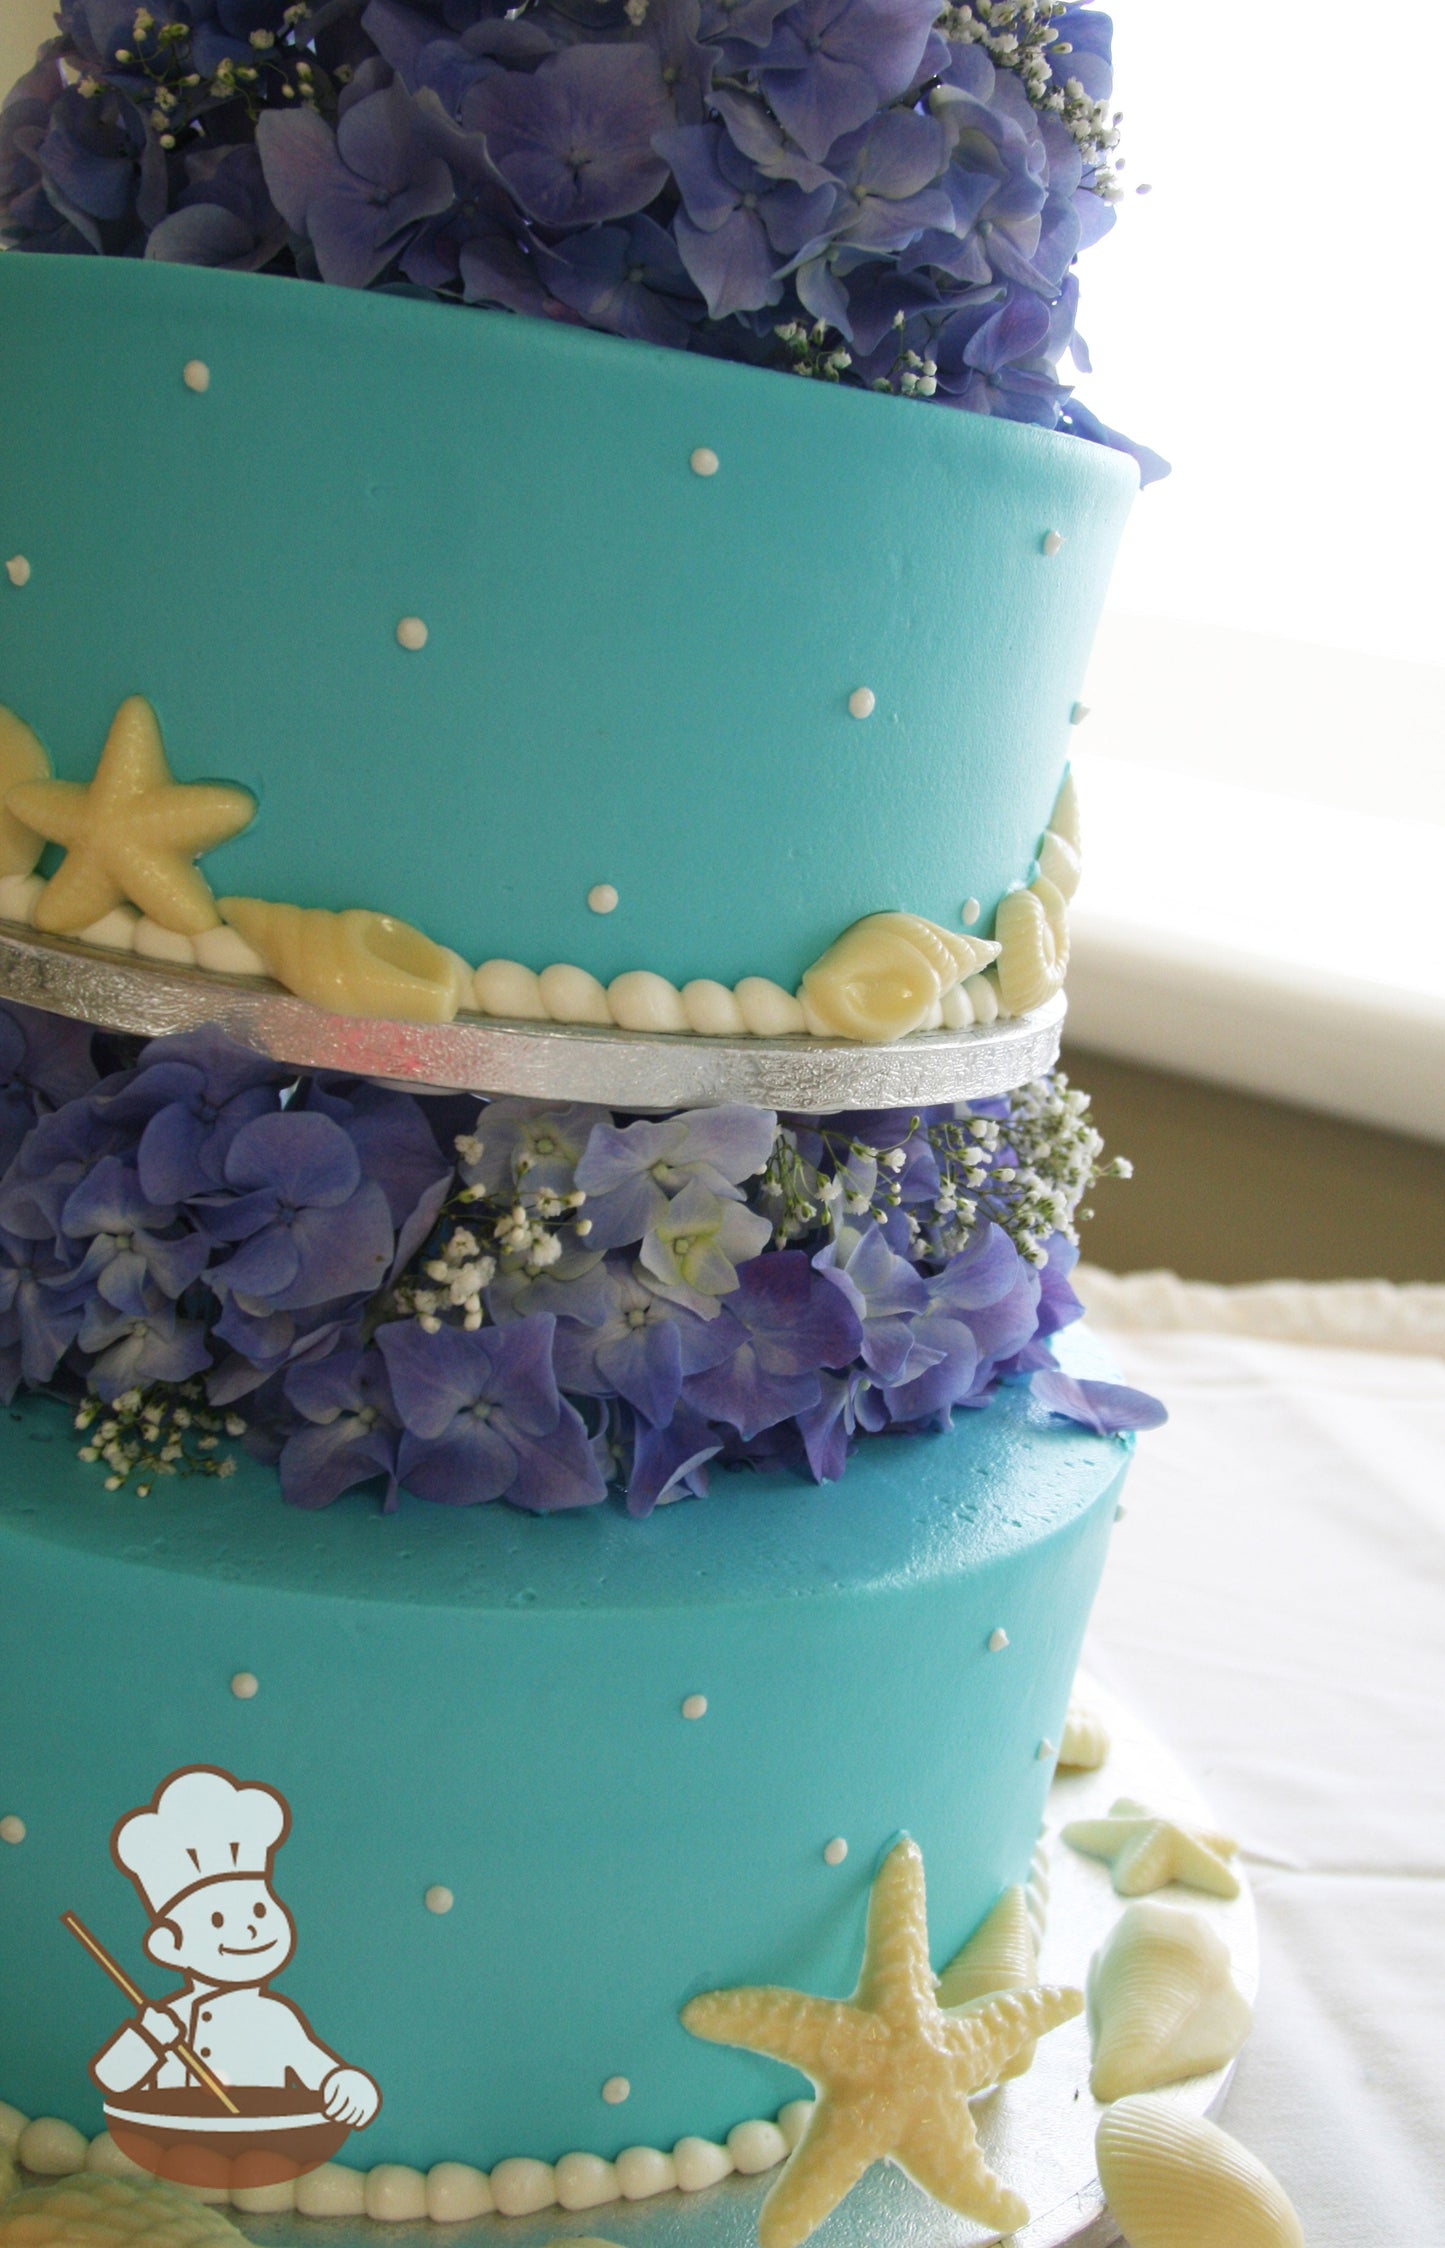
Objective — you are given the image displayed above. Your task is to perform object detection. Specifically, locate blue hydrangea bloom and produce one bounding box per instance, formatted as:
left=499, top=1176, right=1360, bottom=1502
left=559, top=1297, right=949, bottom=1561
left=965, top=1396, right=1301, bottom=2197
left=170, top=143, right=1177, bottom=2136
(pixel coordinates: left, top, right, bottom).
left=281, top=1343, right=403, bottom=1509
left=379, top=1314, right=607, bottom=1510
left=205, top=1110, right=395, bottom=1312
left=682, top=1248, right=860, bottom=1438
left=575, top=1103, right=776, bottom=1251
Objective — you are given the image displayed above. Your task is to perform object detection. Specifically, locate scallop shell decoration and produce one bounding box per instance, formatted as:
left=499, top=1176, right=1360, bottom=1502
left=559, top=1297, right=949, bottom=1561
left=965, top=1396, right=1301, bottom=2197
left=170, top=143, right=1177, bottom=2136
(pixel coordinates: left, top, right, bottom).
left=799, top=913, right=999, bottom=1042
left=1059, top=1696, right=1111, bottom=1770
left=937, top=1885, right=1041, bottom=2079
left=0, top=707, right=50, bottom=879
left=1095, top=2097, right=1304, bottom=2248
left=0, top=2174, right=245, bottom=2245
left=1087, top=1900, right=1252, bottom=2102
left=219, top=898, right=470, bottom=1024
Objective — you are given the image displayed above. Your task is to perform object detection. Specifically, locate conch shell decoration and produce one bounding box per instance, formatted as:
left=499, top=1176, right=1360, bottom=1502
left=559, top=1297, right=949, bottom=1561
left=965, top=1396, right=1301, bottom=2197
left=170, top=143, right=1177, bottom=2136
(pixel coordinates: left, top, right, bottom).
left=994, top=767, right=1081, bottom=1017
left=219, top=898, right=471, bottom=1025
left=936, top=1885, right=1042, bottom=2079
left=1059, top=1695, right=1111, bottom=1771
left=1095, top=2097, right=1304, bottom=2248
left=800, top=912, right=999, bottom=1042
left=1086, top=1900, right=1252, bottom=2102
left=0, top=707, right=50, bottom=879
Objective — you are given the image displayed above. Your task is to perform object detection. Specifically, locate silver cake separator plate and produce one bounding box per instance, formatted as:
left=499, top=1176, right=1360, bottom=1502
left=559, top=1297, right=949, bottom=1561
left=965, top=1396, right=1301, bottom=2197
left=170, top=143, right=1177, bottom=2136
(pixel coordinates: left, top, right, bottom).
left=162, top=1676, right=1256, bottom=2248
left=0, top=923, right=1065, bottom=1111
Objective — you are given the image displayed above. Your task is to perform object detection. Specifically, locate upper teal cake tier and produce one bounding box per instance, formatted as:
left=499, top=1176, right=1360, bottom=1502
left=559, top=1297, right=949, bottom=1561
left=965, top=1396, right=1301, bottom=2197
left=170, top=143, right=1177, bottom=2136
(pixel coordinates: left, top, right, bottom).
left=0, top=257, right=1134, bottom=997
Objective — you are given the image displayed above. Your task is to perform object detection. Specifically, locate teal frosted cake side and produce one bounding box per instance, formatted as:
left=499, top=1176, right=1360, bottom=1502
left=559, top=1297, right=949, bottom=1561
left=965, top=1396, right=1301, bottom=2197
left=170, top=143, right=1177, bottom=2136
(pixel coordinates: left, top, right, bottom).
left=0, top=256, right=1133, bottom=1007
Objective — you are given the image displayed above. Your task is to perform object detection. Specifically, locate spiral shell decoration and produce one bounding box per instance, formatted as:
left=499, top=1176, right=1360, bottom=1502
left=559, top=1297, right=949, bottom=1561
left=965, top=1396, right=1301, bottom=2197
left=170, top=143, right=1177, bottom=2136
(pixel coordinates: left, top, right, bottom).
left=1095, top=2098, right=1304, bottom=2248
left=0, top=707, right=50, bottom=879
left=1059, top=1696, right=1111, bottom=1770
left=995, top=874, right=1070, bottom=1016
left=800, top=913, right=999, bottom=1042
left=219, top=898, right=470, bottom=1024
left=937, top=1886, right=1041, bottom=2078
left=1087, top=1900, right=1252, bottom=2102
left=0, top=2173, right=244, bottom=2245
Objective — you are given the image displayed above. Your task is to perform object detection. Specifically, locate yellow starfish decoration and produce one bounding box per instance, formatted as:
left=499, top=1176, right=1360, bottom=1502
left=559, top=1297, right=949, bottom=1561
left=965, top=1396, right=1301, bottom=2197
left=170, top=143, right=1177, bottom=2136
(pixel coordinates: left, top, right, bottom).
left=682, top=1838, right=1082, bottom=2248
left=1061, top=1797, right=1240, bottom=1900
left=7, top=696, right=254, bottom=938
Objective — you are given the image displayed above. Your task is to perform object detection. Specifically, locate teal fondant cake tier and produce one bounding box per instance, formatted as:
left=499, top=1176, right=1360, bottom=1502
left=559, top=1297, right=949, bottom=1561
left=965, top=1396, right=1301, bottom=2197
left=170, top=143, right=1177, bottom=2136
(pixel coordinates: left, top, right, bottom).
left=0, top=1336, right=1127, bottom=2174
left=0, top=257, right=1134, bottom=995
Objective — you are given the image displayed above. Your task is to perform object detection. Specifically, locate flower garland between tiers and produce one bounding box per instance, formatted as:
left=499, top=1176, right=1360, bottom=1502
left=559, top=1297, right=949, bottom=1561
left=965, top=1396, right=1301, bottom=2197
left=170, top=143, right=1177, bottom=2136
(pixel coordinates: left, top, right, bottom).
left=0, top=1001, right=1163, bottom=1516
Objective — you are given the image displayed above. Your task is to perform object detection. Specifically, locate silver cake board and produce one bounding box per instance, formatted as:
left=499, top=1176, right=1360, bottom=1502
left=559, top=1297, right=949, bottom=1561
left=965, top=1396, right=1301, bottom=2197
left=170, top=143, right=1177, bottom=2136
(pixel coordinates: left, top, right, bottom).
left=13, top=1678, right=1251, bottom=2248
left=0, top=922, right=1065, bottom=1112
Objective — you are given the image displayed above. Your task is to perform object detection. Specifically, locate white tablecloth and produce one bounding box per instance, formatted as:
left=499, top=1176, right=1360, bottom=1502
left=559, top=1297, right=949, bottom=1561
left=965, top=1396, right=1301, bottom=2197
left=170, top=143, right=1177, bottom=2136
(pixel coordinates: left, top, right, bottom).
left=1080, top=1323, right=1445, bottom=2247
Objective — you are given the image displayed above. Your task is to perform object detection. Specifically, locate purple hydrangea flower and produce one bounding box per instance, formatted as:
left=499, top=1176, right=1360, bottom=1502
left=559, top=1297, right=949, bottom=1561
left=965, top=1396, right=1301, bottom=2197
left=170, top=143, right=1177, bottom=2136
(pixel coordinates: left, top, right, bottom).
left=659, top=120, right=833, bottom=320
left=682, top=1247, right=860, bottom=1438
left=60, top=1156, right=211, bottom=1314
left=79, top=1296, right=211, bottom=1402
left=637, top=1176, right=773, bottom=1317
left=813, top=1221, right=933, bottom=1385
left=751, top=0, right=941, bottom=163
left=460, top=1098, right=606, bottom=1199
left=553, top=1255, right=738, bottom=1424
left=463, top=43, right=672, bottom=228
left=1031, top=1366, right=1168, bottom=1437
left=574, top=1103, right=776, bottom=1251
left=146, top=145, right=287, bottom=271
left=280, top=1343, right=403, bottom=1509
left=379, top=1314, right=607, bottom=1510
left=625, top=1397, right=721, bottom=1515
left=258, top=78, right=457, bottom=288
left=0, top=1225, right=89, bottom=1392
left=94, top=1027, right=290, bottom=1207
left=205, top=1110, right=395, bottom=1312
left=539, top=212, right=702, bottom=345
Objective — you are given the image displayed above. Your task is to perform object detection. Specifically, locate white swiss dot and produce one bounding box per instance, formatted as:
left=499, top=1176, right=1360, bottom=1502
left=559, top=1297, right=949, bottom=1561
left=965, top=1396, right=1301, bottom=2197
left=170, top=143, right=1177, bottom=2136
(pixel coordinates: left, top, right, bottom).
left=1042, top=529, right=1064, bottom=557
left=681, top=1693, right=708, bottom=1721
left=396, top=616, right=429, bottom=651
left=988, top=1627, right=1009, bottom=1653
left=182, top=359, right=211, bottom=395
left=823, top=1837, right=848, bottom=1866
left=1037, top=1738, right=1056, bottom=1763
left=601, top=2076, right=631, bottom=2105
left=1070, top=701, right=1091, bottom=725
left=0, top=1815, right=25, bottom=1846
left=847, top=687, right=876, bottom=720
left=425, top=1885, right=455, bottom=1915
left=5, top=556, right=31, bottom=588
left=230, top=1671, right=259, bottom=1700
left=690, top=447, right=720, bottom=477
left=587, top=883, right=619, bottom=915
left=961, top=898, right=981, bottom=926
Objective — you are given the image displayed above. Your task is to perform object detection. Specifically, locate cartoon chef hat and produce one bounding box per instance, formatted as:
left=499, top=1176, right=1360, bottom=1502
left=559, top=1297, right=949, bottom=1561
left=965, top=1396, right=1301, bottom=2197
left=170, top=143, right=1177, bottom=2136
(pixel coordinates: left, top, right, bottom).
left=112, top=1765, right=291, bottom=1920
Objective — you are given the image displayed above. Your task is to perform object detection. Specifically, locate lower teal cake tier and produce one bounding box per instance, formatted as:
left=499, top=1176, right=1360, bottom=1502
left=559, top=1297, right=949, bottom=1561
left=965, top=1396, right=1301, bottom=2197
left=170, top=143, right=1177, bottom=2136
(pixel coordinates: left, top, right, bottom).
left=0, top=1346, right=1127, bottom=2174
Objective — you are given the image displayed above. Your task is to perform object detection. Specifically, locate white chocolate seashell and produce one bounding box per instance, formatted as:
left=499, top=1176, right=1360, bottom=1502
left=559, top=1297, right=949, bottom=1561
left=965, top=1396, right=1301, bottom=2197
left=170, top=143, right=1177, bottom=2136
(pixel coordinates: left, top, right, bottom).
left=682, top=979, right=746, bottom=1036
left=539, top=962, right=612, bottom=1026
left=0, top=2173, right=245, bottom=2244
left=801, top=912, right=1000, bottom=1042
left=1095, top=2097, right=1303, bottom=2248
left=0, top=871, right=43, bottom=926
left=220, top=899, right=465, bottom=1024
left=133, top=916, right=198, bottom=967
left=1050, top=766, right=1082, bottom=853
left=1087, top=1900, right=1252, bottom=2102
left=1037, top=825, right=1082, bottom=901
left=474, top=959, right=549, bottom=1020
left=995, top=876, right=1069, bottom=1015
left=937, top=1886, right=1040, bottom=2079
left=0, top=707, right=50, bottom=878
left=608, top=970, right=689, bottom=1033
left=1059, top=1697, right=1111, bottom=1770
left=193, top=923, right=267, bottom=978
left=734, top=976, right=806, bottom=1037
left=1027, top=1839, right=1051, bottom=1945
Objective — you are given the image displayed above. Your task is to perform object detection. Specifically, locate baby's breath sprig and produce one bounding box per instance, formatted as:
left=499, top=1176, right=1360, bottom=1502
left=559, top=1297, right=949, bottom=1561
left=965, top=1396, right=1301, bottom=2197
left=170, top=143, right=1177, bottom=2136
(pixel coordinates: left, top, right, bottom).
left=936, top=1073, right=1129, bottom=1264
left=74, top=1379, right=245, bottom=1497
left=936, top=1, right=1125, bottom=196
left=774, top=320, right=854, bottom=383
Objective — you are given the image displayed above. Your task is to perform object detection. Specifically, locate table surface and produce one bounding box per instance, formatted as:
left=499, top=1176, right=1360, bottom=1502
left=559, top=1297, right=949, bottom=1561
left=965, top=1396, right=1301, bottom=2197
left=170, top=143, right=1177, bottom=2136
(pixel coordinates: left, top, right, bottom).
left=1085, top=1319, right=1445, bottom=2248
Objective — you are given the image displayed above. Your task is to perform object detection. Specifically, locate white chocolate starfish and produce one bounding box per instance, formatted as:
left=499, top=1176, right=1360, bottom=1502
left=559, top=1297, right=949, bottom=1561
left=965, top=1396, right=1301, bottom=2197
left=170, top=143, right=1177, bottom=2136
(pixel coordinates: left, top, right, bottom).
left=1062, top=1797, right=1240, bottom=1899
left=9, top=697, right=253, bottom=937
left=682, top=1838, right=1082, bottom=2248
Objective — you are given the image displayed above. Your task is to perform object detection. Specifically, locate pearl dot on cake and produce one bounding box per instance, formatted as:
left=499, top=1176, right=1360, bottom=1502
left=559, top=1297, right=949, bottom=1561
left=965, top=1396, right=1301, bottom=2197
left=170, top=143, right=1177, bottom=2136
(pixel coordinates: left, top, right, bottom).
left=962, top=898, right=981, bottom=926
left=690, top=447, right=719, bottom=477
left=847, top=687, right=876, bottom=720
left=0, top=1815, right=25, bottom=1846
left=5, top=557, right=31, bottom=588
left=601, top=2076, right=631, bottom=2105
left=988, top=1627, right=1009, bottom=1653
left=823, top=1837, right=848, bottom=1866
left=1042, top=529, right=1064, bottom=557
left=587, top=883, right=619, bottom=916
left=1037, top=1739, right=1055, bottom=1763
left=1070, top=701, right=1091, bottom=725
left=230, top=1671, right=259, bottom=1700
left=182, top=359, right=211, bottom=394
left=396, top=616, right=429, bottom=651
left=681, top=1694, right=708, bottom=1721
left=425, top=1885, right=455, bottom=1916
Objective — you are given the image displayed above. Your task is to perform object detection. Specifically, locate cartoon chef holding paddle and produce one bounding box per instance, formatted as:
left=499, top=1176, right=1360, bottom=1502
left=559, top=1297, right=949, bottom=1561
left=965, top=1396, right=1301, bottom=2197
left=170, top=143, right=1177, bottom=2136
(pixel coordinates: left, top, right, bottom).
left=82, top=1764, right=380, bottom=2129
